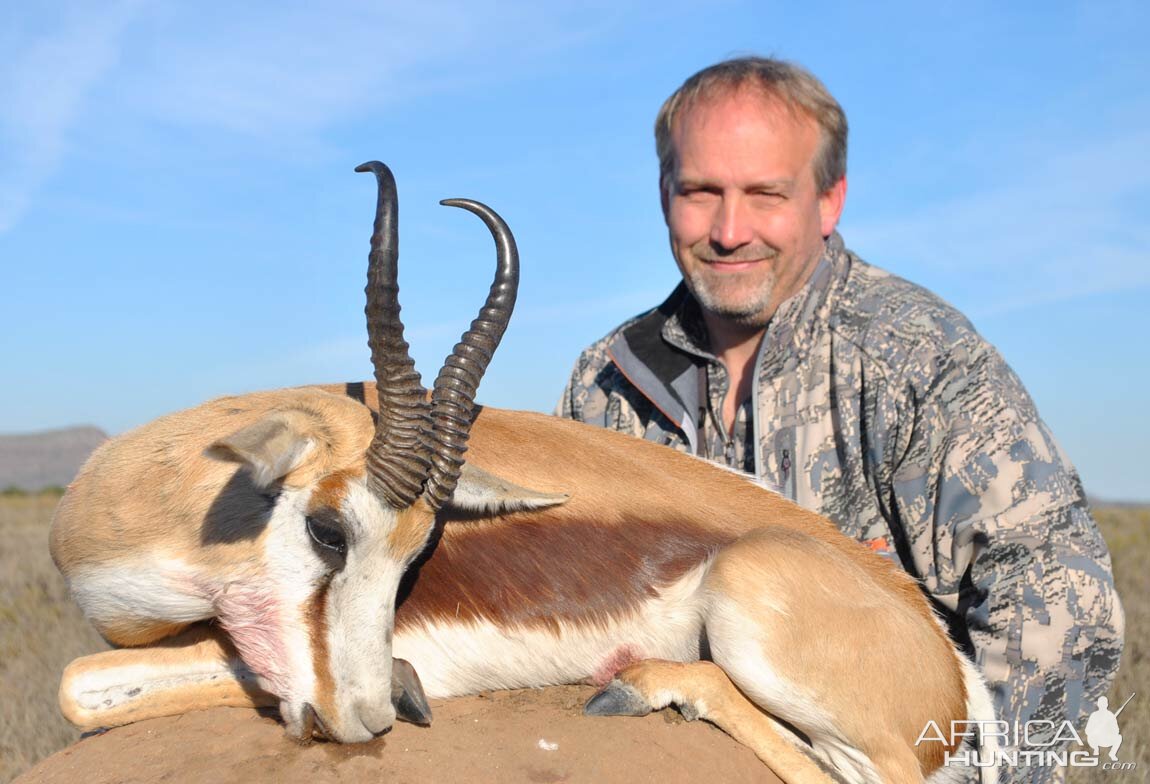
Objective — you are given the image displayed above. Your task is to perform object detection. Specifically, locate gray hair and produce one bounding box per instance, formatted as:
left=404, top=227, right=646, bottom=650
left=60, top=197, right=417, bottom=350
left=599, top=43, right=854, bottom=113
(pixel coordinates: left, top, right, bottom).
left=655, top=56, right=848, bottom=194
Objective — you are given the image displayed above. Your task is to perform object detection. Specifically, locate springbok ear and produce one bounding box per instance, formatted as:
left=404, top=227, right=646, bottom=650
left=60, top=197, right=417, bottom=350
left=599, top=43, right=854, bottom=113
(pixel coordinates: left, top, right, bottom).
left=448, top=463, right=569, bottom=514
left=205, top=413, right=315, bottom=488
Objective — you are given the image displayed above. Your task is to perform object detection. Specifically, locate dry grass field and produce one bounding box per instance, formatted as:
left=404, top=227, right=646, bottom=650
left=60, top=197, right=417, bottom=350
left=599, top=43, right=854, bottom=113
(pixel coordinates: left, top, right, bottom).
left=1072, top=506, right=1150, bottom=784
left=1, top=494, right=1146, bottom=783
left=0, top=493, right=108, bottom=783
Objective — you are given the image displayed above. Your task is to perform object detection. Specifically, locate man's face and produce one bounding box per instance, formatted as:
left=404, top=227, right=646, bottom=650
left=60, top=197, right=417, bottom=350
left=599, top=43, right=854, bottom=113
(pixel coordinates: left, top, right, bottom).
left=663, top=87, right=845, bottom=329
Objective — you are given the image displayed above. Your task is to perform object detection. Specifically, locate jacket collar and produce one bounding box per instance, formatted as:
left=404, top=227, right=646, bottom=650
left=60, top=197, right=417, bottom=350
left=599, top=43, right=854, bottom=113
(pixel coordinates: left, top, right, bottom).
left=605, top=232, right=850, bottom=439
left=754, top=231, right=846, bottom=378
left=659, top=231, right=847, bottom=372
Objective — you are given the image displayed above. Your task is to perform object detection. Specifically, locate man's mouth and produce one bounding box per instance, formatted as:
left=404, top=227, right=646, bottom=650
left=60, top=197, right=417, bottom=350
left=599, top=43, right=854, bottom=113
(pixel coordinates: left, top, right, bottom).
left=693, top=243, right=778, bottom=270
left=703, top=258, right=765, bottom=272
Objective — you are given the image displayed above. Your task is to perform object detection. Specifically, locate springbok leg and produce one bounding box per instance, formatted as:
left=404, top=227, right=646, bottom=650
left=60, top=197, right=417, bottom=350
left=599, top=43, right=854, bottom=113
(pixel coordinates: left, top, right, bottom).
left=586, top=659, right=834, bottom=784
left=60, top=625, right=432, bottom=732
left=59, top=625, right=275, bottom=731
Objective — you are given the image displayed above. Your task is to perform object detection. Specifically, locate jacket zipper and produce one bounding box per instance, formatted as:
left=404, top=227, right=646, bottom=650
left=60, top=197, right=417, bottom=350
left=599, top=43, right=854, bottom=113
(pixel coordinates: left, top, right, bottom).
left=750, top=340, right=767, bottom=481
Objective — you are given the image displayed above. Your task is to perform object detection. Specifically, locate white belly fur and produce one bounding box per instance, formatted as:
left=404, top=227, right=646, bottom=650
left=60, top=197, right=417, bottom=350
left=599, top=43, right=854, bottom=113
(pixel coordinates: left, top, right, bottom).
left=394, top=559, right=712, bottom=698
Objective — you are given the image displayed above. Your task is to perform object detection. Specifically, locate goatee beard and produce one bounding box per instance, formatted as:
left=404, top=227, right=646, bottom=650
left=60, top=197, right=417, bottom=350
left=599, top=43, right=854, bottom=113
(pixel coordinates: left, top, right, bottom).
left=685, top=270, right=775, bottom=329
left=678, top=241, right=781, bottom=329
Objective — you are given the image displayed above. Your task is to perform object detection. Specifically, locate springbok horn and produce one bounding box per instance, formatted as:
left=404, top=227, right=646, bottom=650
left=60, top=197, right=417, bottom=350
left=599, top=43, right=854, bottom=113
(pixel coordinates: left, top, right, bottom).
left=355, top=161, right=431, bottom=509
left=422, top=198, right=519, bottom=510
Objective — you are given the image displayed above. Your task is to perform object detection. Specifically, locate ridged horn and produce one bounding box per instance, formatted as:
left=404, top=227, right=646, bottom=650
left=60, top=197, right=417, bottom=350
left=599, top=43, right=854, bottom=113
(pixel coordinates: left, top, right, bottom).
left=355, top=161, right=431, bottom=509
left=422, top=198, right=519, bottom=510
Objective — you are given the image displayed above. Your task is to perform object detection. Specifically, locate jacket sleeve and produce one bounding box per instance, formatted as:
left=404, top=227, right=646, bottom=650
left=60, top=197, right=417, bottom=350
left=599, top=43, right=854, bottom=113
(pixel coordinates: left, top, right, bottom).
left=555, top=342, right=636, bottom=430
left=555, top=348, right=601, bottom=421
left=886, top=333, right=1124, bottom=778
left=555, top=364, right=580, bottom=419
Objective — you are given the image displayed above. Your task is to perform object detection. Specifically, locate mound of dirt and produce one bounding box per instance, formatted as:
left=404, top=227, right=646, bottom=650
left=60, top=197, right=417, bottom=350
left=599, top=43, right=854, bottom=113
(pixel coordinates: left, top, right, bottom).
left=16, top=685, right=780, bottom=784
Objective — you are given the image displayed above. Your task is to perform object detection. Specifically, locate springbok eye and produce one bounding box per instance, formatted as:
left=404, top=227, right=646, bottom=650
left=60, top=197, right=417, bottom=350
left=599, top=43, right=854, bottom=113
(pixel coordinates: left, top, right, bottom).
left=306, top=516, right=347, bottom=557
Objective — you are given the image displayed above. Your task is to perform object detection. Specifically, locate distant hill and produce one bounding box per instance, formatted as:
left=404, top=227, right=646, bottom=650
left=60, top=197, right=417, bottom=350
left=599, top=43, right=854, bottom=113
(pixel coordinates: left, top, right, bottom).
left=0, top=426, right=108, bottom=491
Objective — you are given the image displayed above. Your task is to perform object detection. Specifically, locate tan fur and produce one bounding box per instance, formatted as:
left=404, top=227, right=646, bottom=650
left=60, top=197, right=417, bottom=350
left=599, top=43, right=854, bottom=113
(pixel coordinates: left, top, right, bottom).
left=304, top=583, right=337, bottom=727
left=388, top=499, right=438, bottom=564
left=53, top=382, right=979, bottom=782
left=614, top=659, right=832, bottom=784
left=93, top=618, right=193, bottom=648
left=59, top=626, right=276, bottom=730
left=308, top=470, right=360, bottom=516
left=705, top=528, right=963, bottom=779
left=51, top=388, right=373, bottom=596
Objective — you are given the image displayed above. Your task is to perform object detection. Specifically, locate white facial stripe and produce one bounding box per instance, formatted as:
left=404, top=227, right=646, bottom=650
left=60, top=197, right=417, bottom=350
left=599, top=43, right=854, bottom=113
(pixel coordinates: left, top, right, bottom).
left=393, top=560, right=713, bottom=699
left=318, top=481, right=408, bottom=739
left=339, top=476, right=398, bottom=546
left=237, top=486, right=325, bottom=703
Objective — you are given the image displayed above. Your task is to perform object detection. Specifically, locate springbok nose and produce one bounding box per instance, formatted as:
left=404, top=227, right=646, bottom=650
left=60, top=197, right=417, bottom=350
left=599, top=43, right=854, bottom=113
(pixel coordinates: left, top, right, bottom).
left=355, top=698, right=396, bottom=736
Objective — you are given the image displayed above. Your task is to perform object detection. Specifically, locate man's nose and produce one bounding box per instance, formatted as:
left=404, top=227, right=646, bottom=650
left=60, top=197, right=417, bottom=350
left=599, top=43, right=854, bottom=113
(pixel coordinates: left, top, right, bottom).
left=710, top=195, right=754, bottom=249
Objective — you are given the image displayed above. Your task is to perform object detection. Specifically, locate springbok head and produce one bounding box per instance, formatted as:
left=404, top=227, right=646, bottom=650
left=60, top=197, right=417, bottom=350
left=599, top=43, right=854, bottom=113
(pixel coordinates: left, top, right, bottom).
left=204, top=162, right=564, bottom=742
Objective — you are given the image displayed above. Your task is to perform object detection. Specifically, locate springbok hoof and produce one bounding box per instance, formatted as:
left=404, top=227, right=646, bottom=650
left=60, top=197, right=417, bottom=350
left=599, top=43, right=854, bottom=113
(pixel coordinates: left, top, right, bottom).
left=583, top=680, right=652, bottom=717
left=392, top=658, right=432, bottom=726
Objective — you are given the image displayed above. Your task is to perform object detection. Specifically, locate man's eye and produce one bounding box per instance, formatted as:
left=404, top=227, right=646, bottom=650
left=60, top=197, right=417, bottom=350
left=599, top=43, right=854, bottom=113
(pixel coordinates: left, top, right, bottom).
left=306, top=517, right=347, bottom=556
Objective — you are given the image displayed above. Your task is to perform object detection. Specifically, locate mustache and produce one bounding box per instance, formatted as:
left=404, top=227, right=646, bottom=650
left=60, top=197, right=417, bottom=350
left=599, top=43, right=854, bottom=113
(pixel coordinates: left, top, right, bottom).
left=691, top=242, right=779, bottom=263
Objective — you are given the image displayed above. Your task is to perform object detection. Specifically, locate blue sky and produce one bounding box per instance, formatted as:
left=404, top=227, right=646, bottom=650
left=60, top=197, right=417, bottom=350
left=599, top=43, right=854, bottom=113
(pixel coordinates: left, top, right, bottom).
left=1, top=1, right=1147, bottom=501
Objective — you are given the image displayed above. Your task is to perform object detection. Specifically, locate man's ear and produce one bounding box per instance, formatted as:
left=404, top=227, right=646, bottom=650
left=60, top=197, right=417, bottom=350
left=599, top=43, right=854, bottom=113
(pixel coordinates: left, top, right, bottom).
left=205, top=412, right=315, bottom=488
left=819, top=175, right=847, bottom=237
left=447, top=463, right=569, bottom=515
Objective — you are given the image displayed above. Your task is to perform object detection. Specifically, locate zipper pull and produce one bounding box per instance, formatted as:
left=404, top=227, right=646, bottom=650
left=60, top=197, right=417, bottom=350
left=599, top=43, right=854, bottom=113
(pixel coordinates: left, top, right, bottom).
left=780, top=449, right=791, bottom=482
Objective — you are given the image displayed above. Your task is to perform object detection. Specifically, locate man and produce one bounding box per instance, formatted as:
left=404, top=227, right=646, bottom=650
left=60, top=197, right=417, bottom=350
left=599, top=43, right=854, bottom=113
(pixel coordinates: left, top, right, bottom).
left=557, top=57, right=1123, bottom=778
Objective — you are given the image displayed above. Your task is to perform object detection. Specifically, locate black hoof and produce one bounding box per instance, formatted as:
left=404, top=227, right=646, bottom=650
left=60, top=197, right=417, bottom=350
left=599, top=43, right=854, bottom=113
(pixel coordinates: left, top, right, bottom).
left=583, top=680, right=652, bottom=717
left=678, top=702, right=700, bottom=722
left=392, top=658, right=433, bottom=726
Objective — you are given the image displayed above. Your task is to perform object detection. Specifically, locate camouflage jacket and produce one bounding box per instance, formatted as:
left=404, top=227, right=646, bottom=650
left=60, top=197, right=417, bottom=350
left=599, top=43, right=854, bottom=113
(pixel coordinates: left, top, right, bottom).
left=557, top=232, right=1124, bottom=780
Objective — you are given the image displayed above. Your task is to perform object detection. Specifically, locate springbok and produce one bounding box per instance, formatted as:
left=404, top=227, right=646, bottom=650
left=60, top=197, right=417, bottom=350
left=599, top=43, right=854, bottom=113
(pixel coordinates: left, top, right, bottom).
left=51, top=162, right=996, bottom=784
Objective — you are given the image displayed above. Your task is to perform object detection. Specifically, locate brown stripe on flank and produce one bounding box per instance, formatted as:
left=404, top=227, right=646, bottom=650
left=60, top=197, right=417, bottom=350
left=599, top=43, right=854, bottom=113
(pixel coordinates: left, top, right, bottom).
left=304, top=581, right=337, bottom=730
left=395, top=514, right=735, bottom=633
